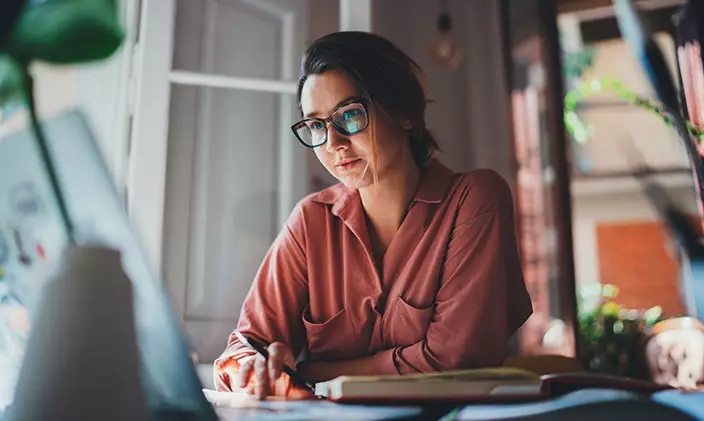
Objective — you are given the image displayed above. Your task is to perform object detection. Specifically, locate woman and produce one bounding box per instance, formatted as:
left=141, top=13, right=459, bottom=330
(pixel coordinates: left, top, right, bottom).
left=214, top=31, right=532, bottom=399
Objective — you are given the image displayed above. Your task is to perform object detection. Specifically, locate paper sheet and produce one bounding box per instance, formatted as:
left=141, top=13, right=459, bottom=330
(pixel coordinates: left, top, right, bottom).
left=202, top=389, right=421, bottom=421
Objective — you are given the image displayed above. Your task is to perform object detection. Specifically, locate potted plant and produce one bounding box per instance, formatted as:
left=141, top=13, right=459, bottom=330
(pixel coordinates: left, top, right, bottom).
left=578, top=282, right=663, bottom=378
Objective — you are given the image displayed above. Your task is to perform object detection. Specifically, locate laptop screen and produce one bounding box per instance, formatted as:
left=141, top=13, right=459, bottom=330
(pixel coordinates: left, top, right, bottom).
left=0, top=111, right=217, bottom=420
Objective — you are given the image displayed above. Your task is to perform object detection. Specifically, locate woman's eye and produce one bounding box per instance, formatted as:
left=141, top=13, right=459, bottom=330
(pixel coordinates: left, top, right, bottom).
left=342, top=109, right=361, bottom=120
left=309, top=121, right=325, bottom=130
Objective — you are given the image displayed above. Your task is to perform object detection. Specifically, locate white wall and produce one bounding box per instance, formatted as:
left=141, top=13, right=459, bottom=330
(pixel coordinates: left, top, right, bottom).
left=0, top=62, right=130, bottom=189
left=373, top=0, right=471, bottom=173
left=32, top=65, right=77, bottom=118
left=74, top=58, right=131, bottom=195
left=372, top=0, right=515, bottom=183
left=0, top=64, right=76, bottom=136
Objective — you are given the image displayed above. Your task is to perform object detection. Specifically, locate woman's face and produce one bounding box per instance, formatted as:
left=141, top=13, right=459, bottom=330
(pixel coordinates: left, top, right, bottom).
left=299, top=70, right=410, bottom=189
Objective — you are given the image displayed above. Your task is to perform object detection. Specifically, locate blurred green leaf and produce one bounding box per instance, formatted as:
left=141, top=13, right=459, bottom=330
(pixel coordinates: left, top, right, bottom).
left=565, top=76, right=704, bottom=144
left=6, top=0, right=124, bottom=64
left=601, top=284, right=619, bottom=298
left=643, top=306, right=663, bottom=326
left=563, top=46, right=596, bottom=81
left=0, top=54, right=23, bottom=105
left=600, top=301, right=621, bottom=317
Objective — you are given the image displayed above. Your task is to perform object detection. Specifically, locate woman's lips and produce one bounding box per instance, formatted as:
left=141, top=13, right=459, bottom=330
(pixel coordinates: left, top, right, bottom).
left=335, top=158, right=362, bottom=172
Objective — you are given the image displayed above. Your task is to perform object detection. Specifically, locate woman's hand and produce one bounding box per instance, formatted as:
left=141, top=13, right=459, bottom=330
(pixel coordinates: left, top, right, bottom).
left=236, top=342, right=313, bottom=400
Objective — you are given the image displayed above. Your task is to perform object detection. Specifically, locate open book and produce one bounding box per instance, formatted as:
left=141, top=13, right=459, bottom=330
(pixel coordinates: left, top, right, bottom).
left=315, top=368, right=671, bottom=403
left=316, top=368, right=543, bottom=402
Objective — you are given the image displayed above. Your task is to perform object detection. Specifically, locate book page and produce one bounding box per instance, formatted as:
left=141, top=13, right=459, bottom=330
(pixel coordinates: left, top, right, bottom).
left=330, top=367, right=539, bottom=384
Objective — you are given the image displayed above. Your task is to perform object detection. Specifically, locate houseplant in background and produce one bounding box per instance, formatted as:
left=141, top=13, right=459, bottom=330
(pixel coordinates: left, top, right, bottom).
left=0, top=0, right=124, bottom=237
left=564, top=76, right=704, bottom=147
left=0, top=0, right=124, bottom=410
left=578, top=282, right=663, bottom=378
left=561, top=44, right=704, bottom=173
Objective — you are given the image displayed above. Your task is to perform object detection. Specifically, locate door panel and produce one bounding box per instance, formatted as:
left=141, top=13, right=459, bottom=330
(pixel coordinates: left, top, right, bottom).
left=173, top=0, right=305, bottom=81
left=186, top=87, right=290, bottom=320
left=164, top=0, right=308, bottom=361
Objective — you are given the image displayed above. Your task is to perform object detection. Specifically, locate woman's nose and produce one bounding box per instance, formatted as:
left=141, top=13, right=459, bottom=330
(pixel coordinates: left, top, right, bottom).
left=325, top=124, right=349, bottom=153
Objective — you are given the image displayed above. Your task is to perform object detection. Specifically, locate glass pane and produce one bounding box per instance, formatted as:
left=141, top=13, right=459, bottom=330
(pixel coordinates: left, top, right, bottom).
left=566, top=31, right=687, bottom=176
left=558, top=4, right=699, bottom=376
left=163, top=85, right=307, bottom=323
left=506, top=0, right=578, bottom=357
left=172, top=0, right=308, bottom=81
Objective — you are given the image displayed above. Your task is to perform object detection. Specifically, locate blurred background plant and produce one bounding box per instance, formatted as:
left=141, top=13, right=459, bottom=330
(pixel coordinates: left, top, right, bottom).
left=578, top=282, right=663, bottom=378
left=0, top=0, right=124, bottom=237
left=1, top=0, right=124, bottom=105
left=564, top=76, right=704, bottom=146
left=561, top=43, right=704, bottom=171
left=562, top=43, right=595, bottom=81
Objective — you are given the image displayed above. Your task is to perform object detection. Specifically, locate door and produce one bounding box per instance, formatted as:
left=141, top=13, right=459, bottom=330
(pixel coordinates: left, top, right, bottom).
left=129, top=0, right=309, bottom=363
left=504, top=0, right=579, bottom=357
left=166, top=0, right=310, bottom=362
left=128, top=0, right=372, bottom=363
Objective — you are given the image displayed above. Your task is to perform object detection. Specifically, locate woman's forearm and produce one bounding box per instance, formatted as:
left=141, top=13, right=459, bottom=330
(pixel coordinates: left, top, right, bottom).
left=300, top=354, right=382, bottom=383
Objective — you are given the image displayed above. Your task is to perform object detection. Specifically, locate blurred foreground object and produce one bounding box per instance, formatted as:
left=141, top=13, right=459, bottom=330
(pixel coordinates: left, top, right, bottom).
left=613, top=0, right=704, bottom=389
left=0, top=0, right=125, bottom=245
left=0, top=0, right=25, bottom=50
left=0, top=0, right=124, bottom=105
left=0, top=110, right=220, bottom=420
left=6, top=247, right=148, bottom=421
left=614, top=0, right=704, bottom=321
left=644, top=317, right=704, bottom=389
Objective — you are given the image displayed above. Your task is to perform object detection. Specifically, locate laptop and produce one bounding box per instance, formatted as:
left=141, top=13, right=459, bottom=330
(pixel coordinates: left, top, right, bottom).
left=0, top=110, right=425, bottom=421
left=0, top=110, right=218, bottom=420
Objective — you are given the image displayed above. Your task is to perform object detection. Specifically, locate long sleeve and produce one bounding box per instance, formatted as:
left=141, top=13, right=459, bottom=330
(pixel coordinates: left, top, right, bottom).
left=371, top=170, right=533, bottom=374
left=213, top=205, right=309, bottom=391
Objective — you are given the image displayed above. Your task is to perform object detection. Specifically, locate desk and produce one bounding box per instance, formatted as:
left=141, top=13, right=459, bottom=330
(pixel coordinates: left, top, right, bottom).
left=203, top=389, right=460, bottom=421
left=211, top=400, right=451, bottom=421
left=204, top=390, right=454, bottom=420
left=206, top=389, right=704, bottom=421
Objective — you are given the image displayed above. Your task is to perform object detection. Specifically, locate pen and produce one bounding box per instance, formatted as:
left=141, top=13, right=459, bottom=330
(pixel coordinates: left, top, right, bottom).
left=233, top=330, right=316, bottom=394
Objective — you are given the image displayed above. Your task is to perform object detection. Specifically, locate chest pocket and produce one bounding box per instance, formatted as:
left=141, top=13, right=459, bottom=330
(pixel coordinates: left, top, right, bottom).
left=302, top=307, right=360, bottom=361
left=382, top=296, right=434, bottom=347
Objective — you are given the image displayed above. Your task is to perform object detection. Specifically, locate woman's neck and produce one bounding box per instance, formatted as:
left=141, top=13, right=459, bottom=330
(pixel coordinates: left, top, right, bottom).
left=358, top=157, right=420, bottom=238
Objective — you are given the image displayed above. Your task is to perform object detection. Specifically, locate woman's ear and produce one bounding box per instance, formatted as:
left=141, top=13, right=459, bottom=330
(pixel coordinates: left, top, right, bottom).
left=401, top=119, right=412, bottom=130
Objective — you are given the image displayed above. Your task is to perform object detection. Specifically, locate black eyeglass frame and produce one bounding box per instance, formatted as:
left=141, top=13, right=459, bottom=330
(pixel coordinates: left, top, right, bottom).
left=290, top=99, right=370, bottom=148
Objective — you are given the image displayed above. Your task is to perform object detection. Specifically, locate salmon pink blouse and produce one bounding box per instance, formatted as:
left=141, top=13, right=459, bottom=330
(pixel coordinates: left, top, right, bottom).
left=214, top=159, right=532, bottom=391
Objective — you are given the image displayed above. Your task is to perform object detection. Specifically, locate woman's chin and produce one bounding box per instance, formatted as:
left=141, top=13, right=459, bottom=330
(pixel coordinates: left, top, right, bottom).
left=338, top=174, right=372, bottom=190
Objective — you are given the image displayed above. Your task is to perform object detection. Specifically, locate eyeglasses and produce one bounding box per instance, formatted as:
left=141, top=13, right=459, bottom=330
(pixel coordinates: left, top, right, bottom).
left=291, top=100, right=369, bottom=148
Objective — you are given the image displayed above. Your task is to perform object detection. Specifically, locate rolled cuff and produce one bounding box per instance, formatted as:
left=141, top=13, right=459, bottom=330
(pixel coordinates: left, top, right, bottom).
left=213, top=346, right=256, bottom=392
left=370, top=348, right=401, bottom=375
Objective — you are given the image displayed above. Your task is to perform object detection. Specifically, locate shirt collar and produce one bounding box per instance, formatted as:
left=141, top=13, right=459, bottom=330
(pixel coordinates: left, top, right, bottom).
left=413, top=158, right=456, bottom=203
left=309, top=158, right=456, bottom=216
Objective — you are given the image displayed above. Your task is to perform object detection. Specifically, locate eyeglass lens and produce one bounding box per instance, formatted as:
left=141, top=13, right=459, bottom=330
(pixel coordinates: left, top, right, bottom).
left=294, top=102, right=368, bottom=147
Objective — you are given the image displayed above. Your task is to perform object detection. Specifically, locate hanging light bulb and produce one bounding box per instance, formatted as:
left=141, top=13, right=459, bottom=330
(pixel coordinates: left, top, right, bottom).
left=431, top=1, right=463, bottom=69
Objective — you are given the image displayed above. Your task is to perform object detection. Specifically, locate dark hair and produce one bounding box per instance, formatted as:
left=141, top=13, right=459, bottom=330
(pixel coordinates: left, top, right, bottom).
left=296, top=31, right=440, bottom=166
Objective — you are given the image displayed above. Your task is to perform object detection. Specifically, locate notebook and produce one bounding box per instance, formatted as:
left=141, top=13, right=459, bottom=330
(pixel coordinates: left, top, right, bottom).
left=316, top=368, right=543, bottom=402
left=315, top=368, right=672, bottom=403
